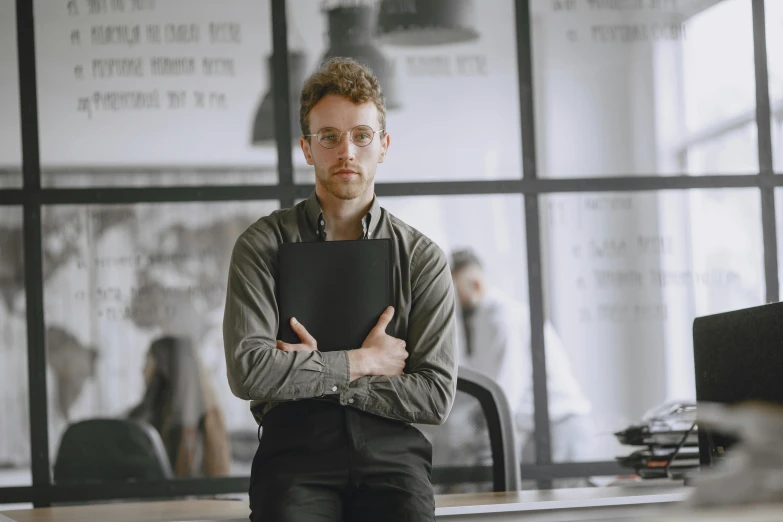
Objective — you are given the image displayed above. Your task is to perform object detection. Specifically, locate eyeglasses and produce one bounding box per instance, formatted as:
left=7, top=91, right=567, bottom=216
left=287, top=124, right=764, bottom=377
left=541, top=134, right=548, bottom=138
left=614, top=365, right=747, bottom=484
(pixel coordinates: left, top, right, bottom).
left=304, top=125, right=385, bottom=149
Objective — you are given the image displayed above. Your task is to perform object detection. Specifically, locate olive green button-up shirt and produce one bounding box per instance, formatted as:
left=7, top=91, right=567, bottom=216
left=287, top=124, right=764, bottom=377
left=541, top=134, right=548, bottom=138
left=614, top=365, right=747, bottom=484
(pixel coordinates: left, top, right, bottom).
left=223, top=192, right=458, bottom=425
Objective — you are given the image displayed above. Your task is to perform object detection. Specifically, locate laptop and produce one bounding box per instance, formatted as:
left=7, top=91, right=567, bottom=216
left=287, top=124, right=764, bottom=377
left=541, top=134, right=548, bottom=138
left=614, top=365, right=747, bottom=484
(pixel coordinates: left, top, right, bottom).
left=693, top=301, right=783, bottom=466
left=277, top=239, right=394, bottom=352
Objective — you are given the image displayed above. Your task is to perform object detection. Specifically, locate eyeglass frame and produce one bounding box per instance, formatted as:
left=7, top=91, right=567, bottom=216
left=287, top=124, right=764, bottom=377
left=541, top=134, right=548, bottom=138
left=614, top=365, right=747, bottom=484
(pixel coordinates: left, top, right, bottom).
left=303, top=125, right=386, bottom=149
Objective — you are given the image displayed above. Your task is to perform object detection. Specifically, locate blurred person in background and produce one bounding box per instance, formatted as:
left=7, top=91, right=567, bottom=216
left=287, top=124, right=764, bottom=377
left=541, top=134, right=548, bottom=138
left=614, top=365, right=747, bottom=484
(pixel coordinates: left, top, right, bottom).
left=450, top=248, right=595, bottom=470
left=129, top=335, right=230, bottom=477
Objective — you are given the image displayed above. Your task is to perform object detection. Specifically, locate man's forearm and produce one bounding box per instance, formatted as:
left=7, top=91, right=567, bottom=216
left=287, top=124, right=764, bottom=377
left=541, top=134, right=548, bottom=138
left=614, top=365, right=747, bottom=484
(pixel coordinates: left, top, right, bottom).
left=345, top=370, right=455, bottom=425
left=226, top=336, right=350, bottom=401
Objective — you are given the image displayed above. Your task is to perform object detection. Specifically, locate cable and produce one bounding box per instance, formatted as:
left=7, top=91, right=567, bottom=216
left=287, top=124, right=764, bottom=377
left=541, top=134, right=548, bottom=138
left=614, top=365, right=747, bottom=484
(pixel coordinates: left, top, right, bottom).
left=665, top=420, right=697, bottom=480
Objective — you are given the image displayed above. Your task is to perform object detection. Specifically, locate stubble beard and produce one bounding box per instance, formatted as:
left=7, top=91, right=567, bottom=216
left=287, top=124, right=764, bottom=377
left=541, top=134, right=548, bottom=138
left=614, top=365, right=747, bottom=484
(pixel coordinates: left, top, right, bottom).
left=316, top=167, right=375, bottom=201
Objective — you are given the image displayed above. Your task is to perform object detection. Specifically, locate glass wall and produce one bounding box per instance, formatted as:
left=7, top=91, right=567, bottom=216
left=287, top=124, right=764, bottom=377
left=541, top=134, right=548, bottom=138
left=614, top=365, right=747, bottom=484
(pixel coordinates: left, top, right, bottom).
left=531, top=0, right=757, bottom=177
left=42, top=201, right=278, bottom=482
left=0, top=0, right=22, bottom=188
left=33, top=0, right=276, bottom=188
left=766, top=0, right=783, bottom=171
left=1, top=0, right=781, bottom=504
left=289, top=0, right=522, bottom=184
left=541, top=189, right=765, bottom=462
left=0, top=207, right=30, bottom=487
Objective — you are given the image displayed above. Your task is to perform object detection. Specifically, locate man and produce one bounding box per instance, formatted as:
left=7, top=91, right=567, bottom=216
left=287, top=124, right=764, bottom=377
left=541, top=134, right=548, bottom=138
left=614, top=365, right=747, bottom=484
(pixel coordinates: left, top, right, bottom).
left=223, top=57, right=457, bottom=521
left=449, top=248, right=594, bottom=467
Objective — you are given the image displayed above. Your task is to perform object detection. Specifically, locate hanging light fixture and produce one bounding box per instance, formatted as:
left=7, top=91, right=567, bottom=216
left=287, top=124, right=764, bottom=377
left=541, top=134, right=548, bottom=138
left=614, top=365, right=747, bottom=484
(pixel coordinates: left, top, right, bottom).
left=251, top=50, right=307, bottom=144
left=377, top=0, right=479, bottom=46
left=321, top=3, right=400, bottom=109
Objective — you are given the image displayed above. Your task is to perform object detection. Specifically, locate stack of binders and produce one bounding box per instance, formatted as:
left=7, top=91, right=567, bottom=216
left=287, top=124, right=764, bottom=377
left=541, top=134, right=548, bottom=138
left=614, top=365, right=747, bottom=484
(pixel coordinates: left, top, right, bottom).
left=614, top=401, right=699, bottom=480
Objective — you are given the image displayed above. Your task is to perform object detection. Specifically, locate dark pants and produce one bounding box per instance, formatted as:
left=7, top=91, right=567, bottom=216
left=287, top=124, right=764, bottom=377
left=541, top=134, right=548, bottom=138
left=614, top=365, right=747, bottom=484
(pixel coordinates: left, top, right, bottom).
left=249, top=399, right=435, bottom=522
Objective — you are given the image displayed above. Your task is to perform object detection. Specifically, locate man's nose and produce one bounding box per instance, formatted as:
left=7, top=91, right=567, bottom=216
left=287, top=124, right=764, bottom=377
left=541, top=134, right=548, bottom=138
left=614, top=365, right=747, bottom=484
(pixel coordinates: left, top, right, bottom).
left=335, top=133, right=357, bottom=161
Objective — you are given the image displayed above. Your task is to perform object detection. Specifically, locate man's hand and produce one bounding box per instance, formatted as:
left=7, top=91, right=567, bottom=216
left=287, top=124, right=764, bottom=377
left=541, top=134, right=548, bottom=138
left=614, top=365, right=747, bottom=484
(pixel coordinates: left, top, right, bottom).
left=276, top=317, right=318, bottom=353
left=348, top=306, right=408, bottom=381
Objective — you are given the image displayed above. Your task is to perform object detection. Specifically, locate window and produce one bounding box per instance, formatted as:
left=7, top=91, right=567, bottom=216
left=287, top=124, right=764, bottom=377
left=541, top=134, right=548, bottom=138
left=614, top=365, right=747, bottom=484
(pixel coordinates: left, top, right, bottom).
left=541, top=189, right=765, bottom=462
left=765, top=0, right=783, bottom=171
left=3, top=0, right=781, bottom=506
left=531, top=0, right=757, bottom=177
left=777, top=188, right=783, bottom=294
left=680, top=0, right=758, bottom=174
left=0, top=207, right=30, bottom=487
left=290, top=0, right=522, bottom=183
left=0, top=0, right=22, bottom=187
left=41, top=201, right=278, bottom=481
left=33, top=0, right=276, bottom=187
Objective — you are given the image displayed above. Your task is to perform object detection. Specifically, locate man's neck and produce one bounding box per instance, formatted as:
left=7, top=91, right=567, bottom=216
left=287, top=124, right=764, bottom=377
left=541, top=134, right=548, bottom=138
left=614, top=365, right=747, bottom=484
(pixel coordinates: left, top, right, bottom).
left=315, top=183, right=374, bottom=241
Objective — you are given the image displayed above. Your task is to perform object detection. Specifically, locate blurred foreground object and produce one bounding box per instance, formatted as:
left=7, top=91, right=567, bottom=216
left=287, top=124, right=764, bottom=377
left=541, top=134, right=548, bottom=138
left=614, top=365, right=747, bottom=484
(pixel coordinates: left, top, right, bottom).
left=687, top=401, right=783, bottom=508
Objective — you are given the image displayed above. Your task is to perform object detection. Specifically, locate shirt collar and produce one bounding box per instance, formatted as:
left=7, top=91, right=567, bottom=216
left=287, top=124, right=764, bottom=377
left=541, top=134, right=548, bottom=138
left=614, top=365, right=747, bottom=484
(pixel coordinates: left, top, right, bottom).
left=304, top=191, right=381, bottom=241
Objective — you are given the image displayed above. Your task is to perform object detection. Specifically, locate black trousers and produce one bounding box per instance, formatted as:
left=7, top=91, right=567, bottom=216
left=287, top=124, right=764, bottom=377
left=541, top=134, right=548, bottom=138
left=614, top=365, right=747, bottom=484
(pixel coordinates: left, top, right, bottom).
left=248, top=399, right=435, bottom=522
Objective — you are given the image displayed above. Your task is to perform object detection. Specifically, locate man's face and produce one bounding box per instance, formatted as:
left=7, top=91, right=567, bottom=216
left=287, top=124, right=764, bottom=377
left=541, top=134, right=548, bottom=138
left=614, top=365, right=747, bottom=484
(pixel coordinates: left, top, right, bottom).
left=300, top=94, right=389, bottom=201
left=451, top=265, right=484, bottom=313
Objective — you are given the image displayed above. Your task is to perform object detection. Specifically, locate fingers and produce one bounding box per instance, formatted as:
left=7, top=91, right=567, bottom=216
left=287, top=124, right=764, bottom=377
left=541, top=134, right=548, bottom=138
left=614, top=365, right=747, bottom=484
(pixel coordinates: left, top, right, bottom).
left=276, top=339, right=316, bottom=353
left=290, top=317, right=317, bottom=346
left=373, top=306, right=395, bottom=332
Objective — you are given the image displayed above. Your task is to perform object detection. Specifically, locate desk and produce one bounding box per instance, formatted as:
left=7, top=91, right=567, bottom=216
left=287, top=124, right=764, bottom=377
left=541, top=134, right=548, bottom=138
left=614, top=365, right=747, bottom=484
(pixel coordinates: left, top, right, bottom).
left=0, top=486, right=689, bottom=522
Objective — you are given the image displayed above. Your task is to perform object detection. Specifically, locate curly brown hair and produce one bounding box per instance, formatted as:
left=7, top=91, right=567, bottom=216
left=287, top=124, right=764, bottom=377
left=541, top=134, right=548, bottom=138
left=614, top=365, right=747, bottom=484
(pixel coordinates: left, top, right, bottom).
left=299, top=57, right=387, bottom=137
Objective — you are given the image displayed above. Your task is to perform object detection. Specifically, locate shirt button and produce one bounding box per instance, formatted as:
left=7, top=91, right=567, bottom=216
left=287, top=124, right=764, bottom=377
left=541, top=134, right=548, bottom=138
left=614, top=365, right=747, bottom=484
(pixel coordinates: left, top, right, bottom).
left=331, top=385, right=337, bottom=392
left=348, top=398, right=354, bottom=404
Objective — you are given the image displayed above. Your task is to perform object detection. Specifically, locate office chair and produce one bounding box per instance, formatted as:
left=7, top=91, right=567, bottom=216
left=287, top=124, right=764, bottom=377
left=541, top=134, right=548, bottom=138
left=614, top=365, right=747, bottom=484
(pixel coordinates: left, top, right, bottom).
left=53, top=418, right=173, bottom=484
left=424, top=366, right=521, bottom=493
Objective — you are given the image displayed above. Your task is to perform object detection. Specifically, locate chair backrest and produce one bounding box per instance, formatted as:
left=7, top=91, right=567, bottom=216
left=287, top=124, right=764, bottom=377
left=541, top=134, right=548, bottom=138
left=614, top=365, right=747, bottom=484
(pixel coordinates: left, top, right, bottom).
left=53, top=418, right=173, bottom=484
left=425, top=366, right=521, bottom=493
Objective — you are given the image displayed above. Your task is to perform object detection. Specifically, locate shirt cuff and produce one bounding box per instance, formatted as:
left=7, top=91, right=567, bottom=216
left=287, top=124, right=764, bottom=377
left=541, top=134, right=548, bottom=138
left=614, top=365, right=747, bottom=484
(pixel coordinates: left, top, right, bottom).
left=339, top=373, right=366, bottom=408
left=320, top=350, right=350, bottom=395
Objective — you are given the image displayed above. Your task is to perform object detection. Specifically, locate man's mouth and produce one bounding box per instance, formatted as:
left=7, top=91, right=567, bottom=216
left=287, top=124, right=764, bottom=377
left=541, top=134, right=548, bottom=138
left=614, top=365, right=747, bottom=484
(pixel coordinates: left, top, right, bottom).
left=335, top=169, right=358, bottom=177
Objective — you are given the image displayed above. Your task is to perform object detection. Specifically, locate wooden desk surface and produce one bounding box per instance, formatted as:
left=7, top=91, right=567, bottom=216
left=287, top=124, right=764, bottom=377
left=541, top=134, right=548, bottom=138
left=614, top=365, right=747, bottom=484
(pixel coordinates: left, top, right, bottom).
left=435, top=485, right=687, bottom=515
left=3, top=488, right=780, bottom=522
left=0, top=500, right=245, bottom=522
left=0, top=500, right=240, bottom=522
left=0, top=487, right=689, bottom=522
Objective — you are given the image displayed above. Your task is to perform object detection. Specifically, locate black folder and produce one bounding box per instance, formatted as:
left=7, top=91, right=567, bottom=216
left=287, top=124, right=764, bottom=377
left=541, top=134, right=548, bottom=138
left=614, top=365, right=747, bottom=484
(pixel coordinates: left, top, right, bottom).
left=277, top=239, right=394, bottom=352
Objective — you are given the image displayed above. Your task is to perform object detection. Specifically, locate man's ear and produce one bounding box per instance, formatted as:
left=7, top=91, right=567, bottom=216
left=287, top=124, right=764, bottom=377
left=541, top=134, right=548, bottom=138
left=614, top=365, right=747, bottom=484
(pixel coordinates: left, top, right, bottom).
left=300, top=136, right=315, bottom=166
left=378, top=132, right=390, bottom=163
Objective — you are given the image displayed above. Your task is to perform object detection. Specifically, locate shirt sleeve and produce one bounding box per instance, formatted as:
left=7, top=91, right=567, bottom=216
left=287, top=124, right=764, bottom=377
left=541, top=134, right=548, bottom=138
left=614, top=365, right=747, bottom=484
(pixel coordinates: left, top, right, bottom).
left=222, top=233, right=350, bottom=401
left=341, top=240, right=458, bottom=425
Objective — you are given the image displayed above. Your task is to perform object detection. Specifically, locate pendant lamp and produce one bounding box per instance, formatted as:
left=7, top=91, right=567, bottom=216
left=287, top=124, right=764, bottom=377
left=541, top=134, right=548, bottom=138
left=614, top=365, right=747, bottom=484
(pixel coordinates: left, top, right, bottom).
left=251, top=50, right=307, bottom=144
left=321, top=4, right=400, bottom=109
left=377, top=0, right=479, bottom=46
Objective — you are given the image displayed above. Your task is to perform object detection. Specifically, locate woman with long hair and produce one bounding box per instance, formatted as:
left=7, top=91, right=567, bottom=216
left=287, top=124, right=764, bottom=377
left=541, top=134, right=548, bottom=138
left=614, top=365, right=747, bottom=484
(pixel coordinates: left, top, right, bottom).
left=129, top=336, right=230, bottom=477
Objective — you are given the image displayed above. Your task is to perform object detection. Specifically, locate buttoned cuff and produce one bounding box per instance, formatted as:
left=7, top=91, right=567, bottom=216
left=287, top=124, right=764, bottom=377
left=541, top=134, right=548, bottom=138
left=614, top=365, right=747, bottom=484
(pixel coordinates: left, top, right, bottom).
left=339, top=374, right=365, bottom=408
left=320, top=350, right=350, bottom=395
left=340, top=388, right=364, bottom=407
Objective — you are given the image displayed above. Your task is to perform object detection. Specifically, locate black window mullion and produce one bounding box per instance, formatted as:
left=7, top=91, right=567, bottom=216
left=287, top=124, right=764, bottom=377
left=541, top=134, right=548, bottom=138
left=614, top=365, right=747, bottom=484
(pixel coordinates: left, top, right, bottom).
left=271, top=0, right=293, bottom=193
left=16, top=0, right=51, bottom=508
left=751, top=0, right=779, bottom=302
left=515, top=0, right=552, bottom=489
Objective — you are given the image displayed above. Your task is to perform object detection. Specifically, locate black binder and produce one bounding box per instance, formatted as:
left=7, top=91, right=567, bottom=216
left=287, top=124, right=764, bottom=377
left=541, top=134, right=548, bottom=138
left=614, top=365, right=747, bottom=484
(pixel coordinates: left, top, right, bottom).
left=277, top=239, right=394, bottom=352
